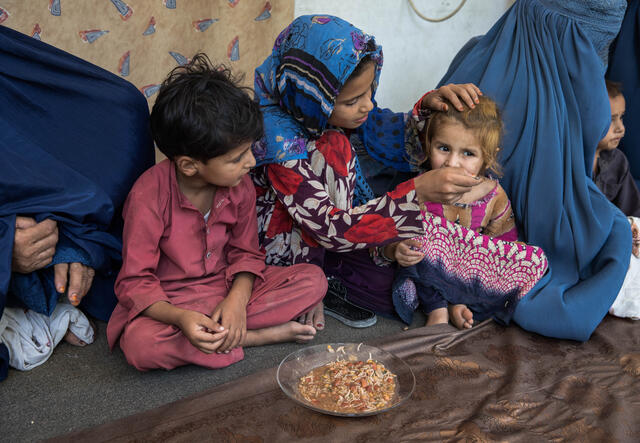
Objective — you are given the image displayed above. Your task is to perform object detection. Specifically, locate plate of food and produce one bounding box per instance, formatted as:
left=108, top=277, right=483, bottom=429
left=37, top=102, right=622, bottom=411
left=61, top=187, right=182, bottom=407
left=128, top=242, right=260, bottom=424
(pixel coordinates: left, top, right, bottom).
left=276, top=342, right=415, bottom=417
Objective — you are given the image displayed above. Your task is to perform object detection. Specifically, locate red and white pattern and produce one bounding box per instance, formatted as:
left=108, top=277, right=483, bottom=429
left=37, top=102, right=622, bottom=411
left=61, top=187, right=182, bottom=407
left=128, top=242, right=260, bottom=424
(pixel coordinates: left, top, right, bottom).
left=253, top=129, right=424, bottom=266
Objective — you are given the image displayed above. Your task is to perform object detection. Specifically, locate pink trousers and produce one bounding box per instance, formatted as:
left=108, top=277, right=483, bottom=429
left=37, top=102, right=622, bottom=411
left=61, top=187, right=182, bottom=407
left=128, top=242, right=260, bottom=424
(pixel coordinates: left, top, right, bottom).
left=117, top=264, right=326, bottom=371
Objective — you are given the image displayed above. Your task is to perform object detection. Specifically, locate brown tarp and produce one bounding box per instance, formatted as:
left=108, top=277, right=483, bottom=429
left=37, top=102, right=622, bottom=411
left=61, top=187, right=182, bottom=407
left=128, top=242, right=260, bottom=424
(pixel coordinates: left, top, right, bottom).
left=55, top=316, right=640, bottom=442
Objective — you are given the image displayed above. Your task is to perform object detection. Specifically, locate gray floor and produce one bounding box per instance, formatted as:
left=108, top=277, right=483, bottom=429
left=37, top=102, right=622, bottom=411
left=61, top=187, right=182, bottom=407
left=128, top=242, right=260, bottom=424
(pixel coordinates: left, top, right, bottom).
left=1, top=312, right=427, bottom=442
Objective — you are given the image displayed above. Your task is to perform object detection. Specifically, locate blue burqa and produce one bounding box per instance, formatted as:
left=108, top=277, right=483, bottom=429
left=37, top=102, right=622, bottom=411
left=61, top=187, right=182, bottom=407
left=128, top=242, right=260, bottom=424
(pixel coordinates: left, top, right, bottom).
left=0, top=26, right=154, bottom=377
left=607, top=0, right=640, bottom=188
left=439, top=0, right=630, bottom=341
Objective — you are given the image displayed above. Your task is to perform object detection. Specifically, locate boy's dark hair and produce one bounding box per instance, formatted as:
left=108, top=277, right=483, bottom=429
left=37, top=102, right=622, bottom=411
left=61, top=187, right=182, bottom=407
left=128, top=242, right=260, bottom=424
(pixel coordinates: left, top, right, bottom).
left=150, top=53, right=263, bottom=162
left=605, top=79, right=623, bottom=98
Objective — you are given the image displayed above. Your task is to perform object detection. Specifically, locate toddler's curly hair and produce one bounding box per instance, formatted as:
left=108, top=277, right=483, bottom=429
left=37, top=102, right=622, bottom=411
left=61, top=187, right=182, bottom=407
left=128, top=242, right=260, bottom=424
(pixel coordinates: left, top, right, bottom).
left=422, top=95, right=504, bottom=177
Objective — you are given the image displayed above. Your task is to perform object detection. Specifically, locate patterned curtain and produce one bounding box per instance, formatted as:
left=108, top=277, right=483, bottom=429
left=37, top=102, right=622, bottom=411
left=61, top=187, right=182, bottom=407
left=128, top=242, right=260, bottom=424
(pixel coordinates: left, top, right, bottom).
left=0, top=0, right=293, bottom=105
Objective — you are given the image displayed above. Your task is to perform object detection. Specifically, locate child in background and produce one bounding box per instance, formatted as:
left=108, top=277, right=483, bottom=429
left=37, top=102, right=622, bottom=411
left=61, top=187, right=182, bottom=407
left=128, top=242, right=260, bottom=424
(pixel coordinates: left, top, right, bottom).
left=592, top=80, right=640, bottom=257
left=106, top=54, right=327, bottom=371
left=591, top=80, right=640, bottom=319
left=388, top=96, right=548, bottom=329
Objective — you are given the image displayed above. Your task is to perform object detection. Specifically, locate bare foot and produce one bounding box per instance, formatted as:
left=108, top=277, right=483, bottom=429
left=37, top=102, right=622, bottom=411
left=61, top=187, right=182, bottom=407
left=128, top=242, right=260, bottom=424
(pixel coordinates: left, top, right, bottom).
left=449, top=304, right=474, bottom=329
left=243, top=321, right=317, bottom=347
left=63, top=319, right=96, bottom=347
left=425, top=307, right=449, bottom=326
left=297, top=301, right=325, bottom=330
left=63, top=330, right=87, bottom=347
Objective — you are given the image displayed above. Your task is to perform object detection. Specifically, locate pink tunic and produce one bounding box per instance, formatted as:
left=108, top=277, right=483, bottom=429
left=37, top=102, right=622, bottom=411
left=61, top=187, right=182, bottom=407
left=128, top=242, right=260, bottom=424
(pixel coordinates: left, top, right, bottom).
left=107, top=160, right=326, bottom=370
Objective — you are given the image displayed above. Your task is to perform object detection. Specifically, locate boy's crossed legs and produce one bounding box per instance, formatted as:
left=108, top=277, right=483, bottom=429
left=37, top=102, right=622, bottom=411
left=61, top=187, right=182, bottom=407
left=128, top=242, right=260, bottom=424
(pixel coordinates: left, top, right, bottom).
left=118, top=264, right=326, bottom=371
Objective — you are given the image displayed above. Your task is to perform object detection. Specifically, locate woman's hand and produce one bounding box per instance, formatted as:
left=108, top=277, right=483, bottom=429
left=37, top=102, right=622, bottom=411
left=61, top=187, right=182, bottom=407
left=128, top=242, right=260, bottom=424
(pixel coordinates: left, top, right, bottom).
left=394, top=239, right=424, bottom=267
left=54, top=262, right=96, bottom=306
left=12, top=217, right=58, bottom=273
left=413, top=167, right=480, bottom=204
left=422, top=83, right=482, bottom=112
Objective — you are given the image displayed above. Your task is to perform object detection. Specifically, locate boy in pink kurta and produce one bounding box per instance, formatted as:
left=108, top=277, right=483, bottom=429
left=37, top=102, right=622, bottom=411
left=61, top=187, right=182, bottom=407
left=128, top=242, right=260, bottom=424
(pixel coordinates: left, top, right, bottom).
left=107, top=55, right=326, bottom=371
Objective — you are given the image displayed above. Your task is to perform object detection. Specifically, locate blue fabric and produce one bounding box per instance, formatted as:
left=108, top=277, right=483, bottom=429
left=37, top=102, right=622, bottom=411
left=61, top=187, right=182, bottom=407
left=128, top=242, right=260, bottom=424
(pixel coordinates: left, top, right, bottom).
left=9, top=236, right=91, bottom=315
left=253, top=15, right=411, bottom=174
left=351, top=154, right=375, bottom=206
left=607, top=0, right=640, bottom=189
left=438, top=0, right=629, bottom=341
left=0, top=25, right=154, bottom=321
left=392, top=261, right=518, bottom=326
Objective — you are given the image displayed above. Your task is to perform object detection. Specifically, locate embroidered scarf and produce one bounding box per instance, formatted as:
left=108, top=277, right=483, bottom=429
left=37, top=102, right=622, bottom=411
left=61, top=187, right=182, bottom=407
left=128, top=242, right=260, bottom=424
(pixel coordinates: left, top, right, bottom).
left=253, top=15, right=411, bottom=174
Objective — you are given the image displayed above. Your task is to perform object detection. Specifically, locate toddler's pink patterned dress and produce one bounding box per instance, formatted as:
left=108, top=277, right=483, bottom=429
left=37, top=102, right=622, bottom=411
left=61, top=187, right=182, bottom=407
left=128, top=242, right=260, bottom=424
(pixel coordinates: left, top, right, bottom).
left=392, top=183, right=549, bottom=325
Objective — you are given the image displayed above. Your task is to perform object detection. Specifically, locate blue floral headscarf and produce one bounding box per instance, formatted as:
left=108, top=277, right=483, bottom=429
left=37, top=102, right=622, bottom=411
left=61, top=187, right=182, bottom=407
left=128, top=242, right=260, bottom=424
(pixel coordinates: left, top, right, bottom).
left=253, top=15, right=410, bottom=172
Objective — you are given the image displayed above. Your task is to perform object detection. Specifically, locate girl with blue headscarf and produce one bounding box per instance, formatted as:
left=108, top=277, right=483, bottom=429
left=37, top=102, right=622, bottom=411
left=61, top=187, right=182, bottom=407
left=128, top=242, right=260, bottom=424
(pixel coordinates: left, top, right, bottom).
left=252, top=15, right=482, bottom=329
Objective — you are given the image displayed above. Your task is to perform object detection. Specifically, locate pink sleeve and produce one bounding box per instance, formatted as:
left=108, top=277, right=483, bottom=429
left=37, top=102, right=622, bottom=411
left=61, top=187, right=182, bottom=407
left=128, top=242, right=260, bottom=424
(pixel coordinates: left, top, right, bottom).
left=224, top=176, right=266, bottom=284
left=114, top=182, right=171, bottom=323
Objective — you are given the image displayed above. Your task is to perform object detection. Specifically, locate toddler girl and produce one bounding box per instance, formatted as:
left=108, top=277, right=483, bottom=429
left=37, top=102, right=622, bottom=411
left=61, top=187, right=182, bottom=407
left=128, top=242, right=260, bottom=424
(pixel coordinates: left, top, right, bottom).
left=387, top=96, right=548, bottom=329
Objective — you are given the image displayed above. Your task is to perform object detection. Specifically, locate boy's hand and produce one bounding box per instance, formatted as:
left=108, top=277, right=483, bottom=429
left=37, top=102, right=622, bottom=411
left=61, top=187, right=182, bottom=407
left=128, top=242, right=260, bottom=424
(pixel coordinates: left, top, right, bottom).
left=211, top=293, right=248, bottom=353
left=422, top=83, right=482, bottom=112
left=177, top=310, right=227, bottom=354
left=395, top=239, right=424, bottom=267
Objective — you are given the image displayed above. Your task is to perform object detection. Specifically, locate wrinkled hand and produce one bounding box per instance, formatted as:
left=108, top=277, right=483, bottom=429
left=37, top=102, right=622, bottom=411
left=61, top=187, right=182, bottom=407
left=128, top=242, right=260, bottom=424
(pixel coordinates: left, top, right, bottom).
left=414, top=166, right=480, bottom=204
left=12, top=217, right=58, bottom=273
left=422, top=83, right=482, bottom=112
left=177, top=310, right=227, bottom=354
left=54, top=262, right=96, bottom=306
left=211, top=294, right=247, bottom=353
left=395, top=239, right=425, bottom=267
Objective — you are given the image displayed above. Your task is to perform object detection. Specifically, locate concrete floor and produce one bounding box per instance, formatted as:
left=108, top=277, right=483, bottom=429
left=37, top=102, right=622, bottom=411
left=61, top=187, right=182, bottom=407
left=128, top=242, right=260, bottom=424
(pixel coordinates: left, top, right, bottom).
left=1, top=312, right=427, bottom=442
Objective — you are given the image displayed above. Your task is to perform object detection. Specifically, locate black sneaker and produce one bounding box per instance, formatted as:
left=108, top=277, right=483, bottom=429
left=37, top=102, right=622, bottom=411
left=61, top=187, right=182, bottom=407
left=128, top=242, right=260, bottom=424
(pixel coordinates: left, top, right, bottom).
left=323, top=278, right=377, bottom=328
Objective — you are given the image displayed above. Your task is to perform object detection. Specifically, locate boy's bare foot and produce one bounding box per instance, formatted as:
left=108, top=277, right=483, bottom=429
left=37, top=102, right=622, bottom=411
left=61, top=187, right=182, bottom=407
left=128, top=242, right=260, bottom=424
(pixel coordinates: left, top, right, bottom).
left=243, top=321, right=317, bottom=347
left=297, top=301, right=325, bottom=330
left=449, top=304, right=474, bottom=329
left=425, top=307, right=449, bottom=326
